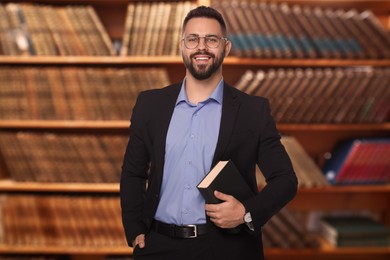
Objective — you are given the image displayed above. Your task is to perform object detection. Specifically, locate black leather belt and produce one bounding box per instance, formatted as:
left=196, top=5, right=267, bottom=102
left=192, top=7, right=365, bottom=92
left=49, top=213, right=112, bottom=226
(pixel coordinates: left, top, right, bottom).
left=152, top=219, right=208, bottom=238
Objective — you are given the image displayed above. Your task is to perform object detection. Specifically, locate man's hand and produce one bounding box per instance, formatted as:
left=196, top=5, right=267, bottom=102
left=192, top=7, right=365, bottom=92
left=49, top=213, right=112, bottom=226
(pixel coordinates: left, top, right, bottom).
left=133, top=234, right=145, bottom=249
left=205, top=190, right=246, bottom=228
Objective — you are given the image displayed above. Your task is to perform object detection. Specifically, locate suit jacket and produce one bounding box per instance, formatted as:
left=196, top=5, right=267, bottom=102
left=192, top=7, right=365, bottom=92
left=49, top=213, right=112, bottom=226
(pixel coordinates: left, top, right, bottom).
left=120, top=82, right=297, bottom=259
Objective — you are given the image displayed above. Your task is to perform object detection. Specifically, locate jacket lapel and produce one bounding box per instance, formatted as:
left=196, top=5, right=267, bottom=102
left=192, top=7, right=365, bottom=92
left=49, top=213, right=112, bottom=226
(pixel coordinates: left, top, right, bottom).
left=154, top=84, right=181, bottom=181
left=212, top=83, right=240, bottom=166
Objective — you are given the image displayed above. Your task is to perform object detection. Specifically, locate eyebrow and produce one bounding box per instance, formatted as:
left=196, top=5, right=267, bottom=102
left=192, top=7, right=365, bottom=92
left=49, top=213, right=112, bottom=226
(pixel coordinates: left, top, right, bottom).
left=186, top=34, right=220, bottom=37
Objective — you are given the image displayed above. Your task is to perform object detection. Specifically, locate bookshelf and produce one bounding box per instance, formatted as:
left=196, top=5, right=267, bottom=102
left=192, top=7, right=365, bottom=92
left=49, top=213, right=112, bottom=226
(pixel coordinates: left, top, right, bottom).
left=0, top=0, right=389, bottom=259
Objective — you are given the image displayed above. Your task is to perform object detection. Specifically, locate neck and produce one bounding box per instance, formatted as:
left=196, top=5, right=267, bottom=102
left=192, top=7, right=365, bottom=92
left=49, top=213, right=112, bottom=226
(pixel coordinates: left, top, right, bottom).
left=185, top=70, right=223, bottom=105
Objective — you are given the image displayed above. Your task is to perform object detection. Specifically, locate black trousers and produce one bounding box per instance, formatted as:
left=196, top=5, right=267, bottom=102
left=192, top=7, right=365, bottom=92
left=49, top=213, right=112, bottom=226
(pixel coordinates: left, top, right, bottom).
left=133, top=230, right=217, bottom=260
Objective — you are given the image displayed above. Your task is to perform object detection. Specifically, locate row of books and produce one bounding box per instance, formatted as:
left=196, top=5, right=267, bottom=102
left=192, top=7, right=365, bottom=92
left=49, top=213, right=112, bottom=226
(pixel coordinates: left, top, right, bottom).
left=0, top=67, right=170, bottom=120
left=319, top=215, right=389, bottom=247
left=0, top=3, right=114, bottom=56
left=1, top=1, right=389, bottom=59
left=323, top=138, right=390, bottom=185
left=0, top=131, right=328, bottom=188
left=0, top=193, right=318, bottom=249
left=213, top=1, right=390, bottom=59
left=2, top=131, right=386, bottom=186
left=235, top=67, right=390, bottom=124
left=0, top=132, right=128, bottom=183
left=0, top=194, right=126, bottom=246
left=262, top=207, right=319, bottom=248
left=121, top=1, right=196, bottom=56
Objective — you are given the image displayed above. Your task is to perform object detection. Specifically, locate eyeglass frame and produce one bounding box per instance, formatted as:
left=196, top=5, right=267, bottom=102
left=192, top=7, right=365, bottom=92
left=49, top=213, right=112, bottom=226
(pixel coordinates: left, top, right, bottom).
left=181, top=35, right=229, bottom=49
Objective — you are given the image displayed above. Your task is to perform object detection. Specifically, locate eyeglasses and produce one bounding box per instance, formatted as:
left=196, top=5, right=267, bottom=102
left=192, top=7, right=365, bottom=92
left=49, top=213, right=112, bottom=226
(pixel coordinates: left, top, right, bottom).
left=182, top=35, right=228, bottom=49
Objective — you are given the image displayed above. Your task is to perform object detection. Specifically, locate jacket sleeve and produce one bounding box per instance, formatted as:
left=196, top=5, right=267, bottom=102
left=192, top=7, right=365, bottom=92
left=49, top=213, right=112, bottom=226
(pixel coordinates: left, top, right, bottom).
left=120, top=92, right=150, bottom=246
left=242, top=99, right=298, bottom=235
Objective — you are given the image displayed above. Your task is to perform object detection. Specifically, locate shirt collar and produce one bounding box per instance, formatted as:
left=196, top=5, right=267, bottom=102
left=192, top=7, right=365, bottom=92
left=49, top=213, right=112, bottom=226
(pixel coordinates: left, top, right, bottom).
left=176, top=78, right=224, bottom=106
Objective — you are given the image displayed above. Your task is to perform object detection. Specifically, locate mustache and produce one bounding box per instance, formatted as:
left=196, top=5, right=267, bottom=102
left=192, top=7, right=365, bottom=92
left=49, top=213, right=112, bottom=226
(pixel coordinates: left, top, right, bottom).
left=190, top=51, right=215, bottom=59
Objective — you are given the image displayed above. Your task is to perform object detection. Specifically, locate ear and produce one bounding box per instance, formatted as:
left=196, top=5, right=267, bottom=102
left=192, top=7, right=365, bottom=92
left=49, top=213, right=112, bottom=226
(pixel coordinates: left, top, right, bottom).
left=224, top=39, right=232, bottom=57
left=179, top=37, right=183, bottom=53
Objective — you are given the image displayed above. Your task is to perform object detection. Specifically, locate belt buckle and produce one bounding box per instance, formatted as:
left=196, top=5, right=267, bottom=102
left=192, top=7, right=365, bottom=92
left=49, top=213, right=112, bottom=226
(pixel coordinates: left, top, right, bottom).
left=185, top=224, right=197, bottom=238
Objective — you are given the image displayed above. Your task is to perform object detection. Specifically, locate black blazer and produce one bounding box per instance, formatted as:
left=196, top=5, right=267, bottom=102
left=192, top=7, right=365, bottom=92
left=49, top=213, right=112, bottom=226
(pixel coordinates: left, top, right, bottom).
left=120, top=82, right=297, bottom=259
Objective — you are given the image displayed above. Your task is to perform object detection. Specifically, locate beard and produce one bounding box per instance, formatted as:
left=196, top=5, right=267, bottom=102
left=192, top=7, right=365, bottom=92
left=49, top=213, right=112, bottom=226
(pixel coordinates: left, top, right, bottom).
left=182, top=50, right=225, bottom=80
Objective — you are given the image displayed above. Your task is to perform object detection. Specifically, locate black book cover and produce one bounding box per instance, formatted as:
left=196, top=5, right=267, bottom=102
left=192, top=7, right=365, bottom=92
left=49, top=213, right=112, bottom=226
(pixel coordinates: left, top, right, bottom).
left=197, top=160, right=254, bottom=204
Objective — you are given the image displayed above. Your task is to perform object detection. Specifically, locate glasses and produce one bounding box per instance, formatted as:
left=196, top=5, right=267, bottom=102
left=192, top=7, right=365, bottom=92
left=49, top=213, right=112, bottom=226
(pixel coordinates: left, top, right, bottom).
left=182, top=35, right=228, bottom=49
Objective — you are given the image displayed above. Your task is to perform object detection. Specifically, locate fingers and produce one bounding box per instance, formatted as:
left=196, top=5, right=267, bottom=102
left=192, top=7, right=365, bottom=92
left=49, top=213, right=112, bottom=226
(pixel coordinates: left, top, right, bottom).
left=133, top=234, right=145, bottom=249
left=214, top=190, right=232, bottom=201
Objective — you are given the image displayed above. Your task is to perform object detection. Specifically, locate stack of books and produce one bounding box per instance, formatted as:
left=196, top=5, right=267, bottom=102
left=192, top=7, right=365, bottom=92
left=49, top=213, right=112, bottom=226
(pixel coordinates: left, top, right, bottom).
left=319, top=215, right=390, bottom=247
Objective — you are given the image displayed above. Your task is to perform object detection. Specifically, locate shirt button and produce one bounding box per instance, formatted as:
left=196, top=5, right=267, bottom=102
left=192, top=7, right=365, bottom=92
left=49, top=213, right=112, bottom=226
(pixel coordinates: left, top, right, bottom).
left=185, top=184, right=190, bottom=189
left=190, top=134, right=195, bottom=139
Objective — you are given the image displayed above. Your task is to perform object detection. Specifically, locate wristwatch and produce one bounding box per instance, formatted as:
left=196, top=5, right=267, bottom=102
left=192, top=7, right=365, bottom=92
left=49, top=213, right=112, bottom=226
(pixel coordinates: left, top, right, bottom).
left=243, top=211, right=254, bottom=231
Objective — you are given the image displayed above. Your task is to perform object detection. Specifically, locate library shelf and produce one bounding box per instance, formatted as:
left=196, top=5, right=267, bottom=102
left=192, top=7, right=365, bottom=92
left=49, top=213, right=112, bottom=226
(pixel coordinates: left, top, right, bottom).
left=1, top=56, right=390, bottom=67
left=0, top=245, right=132, bottom=255
left=290, top=185, right=390, bottom=212
left=1, top=120, right=388, bottom=131
left=0, top=120, right=129, bottom=130
left=0, top=179, right=119, bottom=193
left=0, top=0, right=388, bottom=259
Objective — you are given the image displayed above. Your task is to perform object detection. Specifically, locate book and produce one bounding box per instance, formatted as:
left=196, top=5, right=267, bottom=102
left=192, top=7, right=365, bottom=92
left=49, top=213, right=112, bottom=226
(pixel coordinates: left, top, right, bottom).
left=319, top=215, right=390, bottom=247
left=197, top=160, right=254, bottom=204
left=281, top=136, right=329, bottom=188
left=323, top=138, right=390, bottom=185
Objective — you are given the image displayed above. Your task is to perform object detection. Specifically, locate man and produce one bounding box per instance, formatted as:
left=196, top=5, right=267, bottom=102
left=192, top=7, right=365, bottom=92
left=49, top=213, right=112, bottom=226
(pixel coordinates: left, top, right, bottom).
left=120, top=6, right=297, bottom=260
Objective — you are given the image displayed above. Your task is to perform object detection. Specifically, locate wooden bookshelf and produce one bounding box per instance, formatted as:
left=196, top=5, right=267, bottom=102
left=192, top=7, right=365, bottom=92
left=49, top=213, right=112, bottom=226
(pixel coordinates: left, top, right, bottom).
left=2, top=56, right=390, bottom=66
left=291, top=185, right=390, bottom=212
left=0, top=179, right=120, bottom=193
left=0, top=0, right=389, bottom=259
left=0, top=245, right=132, bottom=255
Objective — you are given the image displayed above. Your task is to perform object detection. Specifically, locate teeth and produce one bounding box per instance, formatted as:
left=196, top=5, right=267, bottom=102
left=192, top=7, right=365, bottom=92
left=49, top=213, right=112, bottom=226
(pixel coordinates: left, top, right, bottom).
left=196, top=57, right=209, bottom=60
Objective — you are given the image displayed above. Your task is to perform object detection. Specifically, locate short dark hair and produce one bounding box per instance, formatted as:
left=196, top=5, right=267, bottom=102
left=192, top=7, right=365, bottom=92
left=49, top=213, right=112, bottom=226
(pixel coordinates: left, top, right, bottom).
left=182, top=6, right=227, bottom=36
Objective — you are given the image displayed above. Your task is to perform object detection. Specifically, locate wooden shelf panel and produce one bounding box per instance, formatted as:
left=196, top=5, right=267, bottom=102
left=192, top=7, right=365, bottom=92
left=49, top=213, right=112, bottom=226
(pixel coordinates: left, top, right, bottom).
left=266, top=247, right=390, bottom=255
left=0, top=120, right=129, bottom=130
left=0, top=244, right=388, bottom=258
left=0, top=180, right=119, bottom=193
left=1, top=56, right=390, bottom=67
left=299, top=185, right=390, bottom=193
left=0, top=245, right=132, bottom=255
left=0, top=121, right=389, bottom=131
left=278, top=123, right=390, bottom=132
left=0, top=178, right=388, bottom=195
left=290, top=185, right=390, bottom=211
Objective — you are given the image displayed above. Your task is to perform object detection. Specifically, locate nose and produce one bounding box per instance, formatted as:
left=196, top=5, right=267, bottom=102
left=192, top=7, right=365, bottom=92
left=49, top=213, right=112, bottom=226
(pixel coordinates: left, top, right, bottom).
left=197, top=37, right=208, bottom=50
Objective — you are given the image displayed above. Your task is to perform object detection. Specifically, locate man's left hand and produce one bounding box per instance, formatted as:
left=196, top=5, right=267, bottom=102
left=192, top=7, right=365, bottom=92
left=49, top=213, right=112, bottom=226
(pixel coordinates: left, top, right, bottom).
left=205, top=190, right=246, bottom=229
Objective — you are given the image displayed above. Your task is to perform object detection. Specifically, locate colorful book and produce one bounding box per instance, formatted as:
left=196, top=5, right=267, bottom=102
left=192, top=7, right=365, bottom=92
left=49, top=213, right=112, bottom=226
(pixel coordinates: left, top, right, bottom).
left=322, top=138, right=390, bottom=185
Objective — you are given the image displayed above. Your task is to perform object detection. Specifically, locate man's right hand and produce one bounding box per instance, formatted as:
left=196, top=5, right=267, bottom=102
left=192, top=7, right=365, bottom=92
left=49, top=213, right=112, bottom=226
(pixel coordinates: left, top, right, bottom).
left=133, top=234, right=145, bottom=249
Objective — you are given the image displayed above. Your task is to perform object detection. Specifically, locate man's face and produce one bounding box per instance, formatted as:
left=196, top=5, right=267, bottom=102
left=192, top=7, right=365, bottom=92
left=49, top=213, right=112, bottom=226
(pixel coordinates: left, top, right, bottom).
left=181, top=17, right=230, bottom=80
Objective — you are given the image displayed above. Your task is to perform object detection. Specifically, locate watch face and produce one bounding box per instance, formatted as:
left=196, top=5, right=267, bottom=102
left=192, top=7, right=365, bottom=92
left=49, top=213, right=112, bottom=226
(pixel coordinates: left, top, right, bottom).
left=244, top=212, right=252, bottom=222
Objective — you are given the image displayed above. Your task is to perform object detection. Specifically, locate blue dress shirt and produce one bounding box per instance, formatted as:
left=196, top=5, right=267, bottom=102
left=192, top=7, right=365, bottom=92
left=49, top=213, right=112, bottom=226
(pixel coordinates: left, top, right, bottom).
left=154, top=79, right=224, bottom=225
